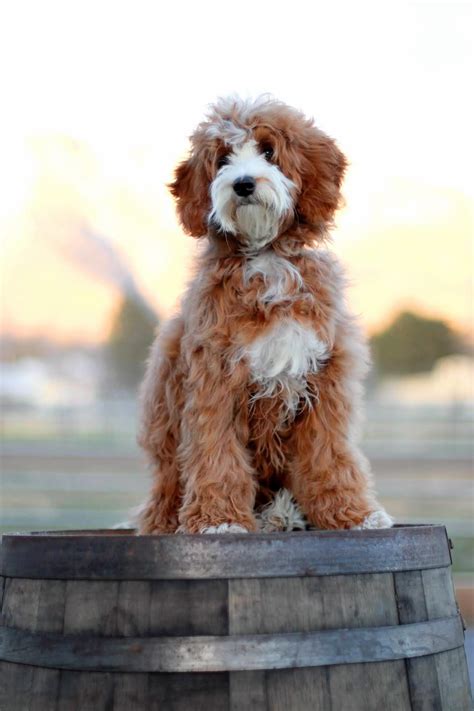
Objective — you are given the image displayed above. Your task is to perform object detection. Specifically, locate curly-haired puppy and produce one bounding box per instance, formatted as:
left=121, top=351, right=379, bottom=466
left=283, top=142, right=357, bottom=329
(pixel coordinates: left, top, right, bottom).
left=138, top=96, right=392, bottom=534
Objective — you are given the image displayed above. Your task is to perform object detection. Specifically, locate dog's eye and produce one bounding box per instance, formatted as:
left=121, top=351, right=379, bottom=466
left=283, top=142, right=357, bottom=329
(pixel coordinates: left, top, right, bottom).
left=217, top=155, right=229, bottom=169
left=262, top=145, right=274, bottom=161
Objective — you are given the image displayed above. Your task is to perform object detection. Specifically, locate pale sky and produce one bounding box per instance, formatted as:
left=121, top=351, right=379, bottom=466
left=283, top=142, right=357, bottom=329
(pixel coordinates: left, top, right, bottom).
left=0, top=0, right=472, bottom=342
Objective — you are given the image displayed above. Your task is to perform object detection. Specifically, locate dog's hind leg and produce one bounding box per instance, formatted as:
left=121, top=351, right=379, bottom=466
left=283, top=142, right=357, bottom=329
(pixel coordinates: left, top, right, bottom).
left=137, top=316, right=184, bottom=534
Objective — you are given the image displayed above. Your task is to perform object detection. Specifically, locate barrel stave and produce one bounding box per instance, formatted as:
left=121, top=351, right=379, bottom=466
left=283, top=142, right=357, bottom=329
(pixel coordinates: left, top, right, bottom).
left=0, top=661, right=31, bottom=711
left=317, top=573, right=410, bottom=711
left=422, top=567, right=471, bottom=710
left=64, top=580, right=119, bottom=636
left=227, top=573, right=411, bottom=711
left=0, top=577, right=65, bottom=711
left=230, top=670, right=267, bottom=711
left=395, top=569, right=443, bottom=710
left=113, top=589, right=151, bottom=711
left=112, top=673, right=149, bottom=711
left=0, top=576, right=5, bottom=613
left=394, top=566, right=472, bottom=710
left=148, top=672, right=228, bottom=711
left=228, top=573, right=400, bottom=633
left=57, top=670, right=115, bottom=711
left=146, top=580, right=228, bottom=636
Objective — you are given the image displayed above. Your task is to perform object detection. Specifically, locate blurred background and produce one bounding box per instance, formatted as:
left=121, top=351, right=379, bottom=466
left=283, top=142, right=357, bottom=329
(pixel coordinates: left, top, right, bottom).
left=0, top=0, right=472, bottom=675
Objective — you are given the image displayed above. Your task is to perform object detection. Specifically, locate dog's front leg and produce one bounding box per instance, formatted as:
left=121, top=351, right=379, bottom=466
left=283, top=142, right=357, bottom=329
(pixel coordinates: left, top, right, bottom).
left=287, top=327, right=392, bottom=530
left=177, top=356, right=257, bottom=534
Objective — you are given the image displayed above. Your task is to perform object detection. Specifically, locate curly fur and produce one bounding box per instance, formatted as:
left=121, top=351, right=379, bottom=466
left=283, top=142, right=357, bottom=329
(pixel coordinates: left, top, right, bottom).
left=137, top=95, right=392, bottom=534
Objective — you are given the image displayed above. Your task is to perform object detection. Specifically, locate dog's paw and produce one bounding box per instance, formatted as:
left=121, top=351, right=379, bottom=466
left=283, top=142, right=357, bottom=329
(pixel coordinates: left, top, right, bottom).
left=353, top=510, right=394, bottom=530
left=200, top=523, right=249, bottom=534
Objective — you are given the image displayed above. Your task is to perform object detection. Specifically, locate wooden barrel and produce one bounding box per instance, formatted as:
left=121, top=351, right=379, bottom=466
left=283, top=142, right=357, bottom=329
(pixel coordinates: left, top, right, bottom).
left=0, top=525, right=471, bottom=710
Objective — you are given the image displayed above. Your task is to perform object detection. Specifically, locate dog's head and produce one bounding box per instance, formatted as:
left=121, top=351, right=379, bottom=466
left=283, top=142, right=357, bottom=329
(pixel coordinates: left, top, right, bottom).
left=169, top=96, right=347, bottom=251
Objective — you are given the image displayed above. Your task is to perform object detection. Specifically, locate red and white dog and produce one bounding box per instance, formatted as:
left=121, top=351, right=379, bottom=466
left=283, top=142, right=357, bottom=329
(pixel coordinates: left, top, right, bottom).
left=138, top=96, right=392, bottom=534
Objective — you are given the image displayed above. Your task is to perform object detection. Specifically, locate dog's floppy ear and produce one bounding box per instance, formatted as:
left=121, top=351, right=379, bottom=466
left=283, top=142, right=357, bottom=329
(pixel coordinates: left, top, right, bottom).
left=169, top=154, right=210, bottom=237
left=294, top=127, right=347, bottom=227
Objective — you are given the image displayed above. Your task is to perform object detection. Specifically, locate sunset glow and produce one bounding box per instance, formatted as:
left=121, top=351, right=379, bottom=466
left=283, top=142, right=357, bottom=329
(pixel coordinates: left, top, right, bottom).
left=1, top=0, right=472, bottom=342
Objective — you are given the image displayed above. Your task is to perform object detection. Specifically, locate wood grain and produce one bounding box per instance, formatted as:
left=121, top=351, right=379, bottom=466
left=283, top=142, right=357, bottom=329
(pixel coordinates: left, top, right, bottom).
left=0, top=577, right=67, bottom=710
left=422, top=567, right=472, bottom=710
left=0, top=576, right=5, bottom=624
left=303, top=573, right=410, bottom=711
left=395, top=569, right=443, bottom=711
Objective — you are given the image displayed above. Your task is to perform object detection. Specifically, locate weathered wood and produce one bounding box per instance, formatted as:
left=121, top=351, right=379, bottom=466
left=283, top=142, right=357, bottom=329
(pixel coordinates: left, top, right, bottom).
left=227, top=574, right=414, bottom=710
left=57, top=670, right=115, bottom=711
left=60, top=579, right=119, bottom=706
left=228, top=577, right=333, bottom=710
left=323, top=572, right=411, bottom=711
left=395, top=570, right=443, bottom=710
left=29, top=666, right=61, bottom=711
left=229, top=574, right=401, bottom=633
left=63, top=580, right=119, bottom=635
left=147, top=672, right=229, bottom=711
left=431, top=649, right=473, bottom=711
left=0, top=577, right=5, bottom=623
left=116, top=581, right=151, bottom=637
left=112, top=673, right=149, bottom=711
left=0, top=661, right=32, bottom=711
left=331, top=661, right=413, bottom=711
left=148, top=580, right=228, bottom=636
left=0, top=577, right=67, bottom=710
left=266, top=667, right=331, bottom=711
left=422, top=567, right=472, bottom=710
left=0, top=526, right=471, bottom=711
left=0, top=616, right=464, bottom=672
left=0, top=526, right=451, bottom=580
left=30, top=580, right=66, bottom=711
left=422, top=567, right=458, bottom=618
left=229, top=670, right=267, bottom=711
left=2, top=578, right=42, bottom=630
left=113, top=584, right=150, bottom=710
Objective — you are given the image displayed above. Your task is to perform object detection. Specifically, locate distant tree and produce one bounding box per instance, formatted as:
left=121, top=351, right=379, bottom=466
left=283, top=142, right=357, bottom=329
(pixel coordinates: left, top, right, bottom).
left=104, top=295, right=158, bottom=391
left=371, top=311, right=463, bottom=376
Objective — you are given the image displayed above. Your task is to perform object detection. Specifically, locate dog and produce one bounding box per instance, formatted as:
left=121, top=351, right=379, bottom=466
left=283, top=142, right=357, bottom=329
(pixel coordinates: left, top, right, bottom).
left=137, top=95, right=392, bottom=534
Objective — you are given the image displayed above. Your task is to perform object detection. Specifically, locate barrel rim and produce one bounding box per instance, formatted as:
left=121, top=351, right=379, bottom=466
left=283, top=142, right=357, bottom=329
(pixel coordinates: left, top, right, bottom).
left=0, top=524, right=451, bottom=580
left=1, top=522, right=440, bottom=537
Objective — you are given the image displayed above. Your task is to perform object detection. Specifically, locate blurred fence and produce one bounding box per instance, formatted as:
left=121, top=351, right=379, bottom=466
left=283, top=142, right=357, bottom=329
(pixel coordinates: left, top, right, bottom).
left=364, top=402, right=473, bottom=460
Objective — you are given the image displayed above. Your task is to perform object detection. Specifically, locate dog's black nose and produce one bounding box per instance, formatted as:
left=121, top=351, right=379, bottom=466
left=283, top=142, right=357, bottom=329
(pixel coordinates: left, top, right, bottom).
left=233, top=176, right=256, bottom=197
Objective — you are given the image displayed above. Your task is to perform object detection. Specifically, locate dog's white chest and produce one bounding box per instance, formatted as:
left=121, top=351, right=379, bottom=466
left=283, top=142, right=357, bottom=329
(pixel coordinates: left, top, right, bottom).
left=239, top=251, right=330, bottom=413
left=247, top=320, right=328, bottom=384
